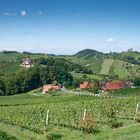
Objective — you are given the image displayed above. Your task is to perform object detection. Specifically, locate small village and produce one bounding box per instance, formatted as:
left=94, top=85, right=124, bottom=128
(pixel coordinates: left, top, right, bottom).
left=42, top=81, right=133, bottom=95
left=20, top=57, right=134, bottom=95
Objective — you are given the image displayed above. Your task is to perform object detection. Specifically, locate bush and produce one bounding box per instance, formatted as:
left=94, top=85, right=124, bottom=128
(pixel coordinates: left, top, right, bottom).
left=48, top=89, right=57, bottom=95
left=135, top=113, right=140, bottom=123
left=106, top=101, right=122, bottom=129
left=46, top=132, right=55, bottom=140
left=78, top=113, right=96, bottom=134
left=46, top=132, right=62, bottom=140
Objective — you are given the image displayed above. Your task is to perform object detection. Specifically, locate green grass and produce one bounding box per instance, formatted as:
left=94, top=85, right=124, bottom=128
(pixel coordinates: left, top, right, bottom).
left=0, top=122, right=45, bottom=140
left=107, top=88, right=140, bottom=97
left=0, top=52, right=48, bottom=75
left=0, top=52, right=48, bottom=62
left=0, top=91, right=140, bottom=140
left=71, top=71, right=103, bottom=81
left=112, top=60, right=128, bottom=79
left=1, top=123, right=140, bottom=140
left=100, top=59, right=114, bottom=75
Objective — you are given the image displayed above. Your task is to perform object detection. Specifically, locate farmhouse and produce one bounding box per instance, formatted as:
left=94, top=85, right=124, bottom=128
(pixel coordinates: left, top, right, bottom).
left=42, top=85, right=61, bottom=93
left=21, top=57, right=34, bottom=68
left=80, top=82, right=95, bottom=89
left=100, top=81, right=132, bottom=91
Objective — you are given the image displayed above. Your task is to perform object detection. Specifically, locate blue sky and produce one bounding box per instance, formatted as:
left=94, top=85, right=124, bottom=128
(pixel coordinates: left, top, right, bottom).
left=0, top=0, right=140, bottom=54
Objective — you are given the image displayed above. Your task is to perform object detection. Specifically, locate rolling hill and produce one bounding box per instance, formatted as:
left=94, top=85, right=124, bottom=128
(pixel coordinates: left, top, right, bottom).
left=60, top=49, right=140, bottom=80
left=0, top=49, right=140, bottom=81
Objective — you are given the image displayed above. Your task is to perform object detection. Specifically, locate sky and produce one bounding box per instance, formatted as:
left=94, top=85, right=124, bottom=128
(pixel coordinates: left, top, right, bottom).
left=0, top=0, right=140, bottom=55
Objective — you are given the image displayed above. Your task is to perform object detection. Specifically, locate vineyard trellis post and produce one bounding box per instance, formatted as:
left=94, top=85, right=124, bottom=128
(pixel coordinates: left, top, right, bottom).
left=134, top=103, right=139, bottom=121
left=46, top=110, right=50, bottom=132
left=83, top=109, right=87, bottom=121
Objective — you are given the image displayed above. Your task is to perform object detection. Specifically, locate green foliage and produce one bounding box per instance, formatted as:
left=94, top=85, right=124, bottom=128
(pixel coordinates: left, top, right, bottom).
left=37, top=57, right=93, bottom=74
left=0, top=93, right=140, bottom=139
left=0, top=130, right=18, bottom=140
left=1, top=63, right=73, bottom=96
left=108, top=88, right=140, bottom=97
left=0, top=78, right=5, bottom=96
left=46, top=132, right=55, bottom=140
left=78, top=113, right=96, bottom=134
left=135, top=112, right=140, bottom=123
left=48, top=89, right=56, bottom=95
left=106, top=101, right=122, bottom=129
left=133, top=77, right=140, bottom=86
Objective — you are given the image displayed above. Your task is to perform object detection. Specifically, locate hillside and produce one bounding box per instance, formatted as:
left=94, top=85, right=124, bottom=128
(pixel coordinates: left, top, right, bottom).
left=74, top=49, right=102, bottom=59
left=61, top=49, right=140, bottom=80
left=0, top=91, right=140, bottom=140
left=0, top=51, right=48, bottom=75
left=0, top=49, right=140, bottom=81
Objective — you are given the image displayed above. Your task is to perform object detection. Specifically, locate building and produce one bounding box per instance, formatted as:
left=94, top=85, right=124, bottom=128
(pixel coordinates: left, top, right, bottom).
left=100, top=81, right=132, bottom=91
left=42, top=85, right=61, bottom=93
left=80, top=82, right=95, bottom=90
left=21, top=57, right=34, bottom=68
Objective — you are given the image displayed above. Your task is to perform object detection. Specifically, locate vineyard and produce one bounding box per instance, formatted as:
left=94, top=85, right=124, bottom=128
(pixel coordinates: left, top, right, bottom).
left=0, top=92, right=140, bottom=140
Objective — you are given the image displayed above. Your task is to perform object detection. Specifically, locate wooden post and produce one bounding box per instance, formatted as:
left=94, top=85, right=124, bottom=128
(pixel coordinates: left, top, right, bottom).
left=134, top=103, right=139, bottom=121
left=83, top=109, right=87, bottom=121
left=46, top=110, right=50, bottom=131
left=136, top=103, right=139, bottom=113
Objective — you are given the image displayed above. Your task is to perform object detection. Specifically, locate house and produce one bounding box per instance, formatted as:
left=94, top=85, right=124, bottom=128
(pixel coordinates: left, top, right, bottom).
left=123, top=81, right=133, bottom=88
left=100, top=81, right=132, bottom=91
left=21, top=57, right=34, bottom=68
left=80, top=82, right=95, bottom=90
left=42, top=85, right=61, bottom=93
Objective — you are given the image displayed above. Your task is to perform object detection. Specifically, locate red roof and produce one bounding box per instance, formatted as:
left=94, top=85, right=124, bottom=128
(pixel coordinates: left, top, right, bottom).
left=102, top=81, right=123, bottom=91
left=80, top=82, right=95, bottom=89
left=43, top=85, right=61, bottom=93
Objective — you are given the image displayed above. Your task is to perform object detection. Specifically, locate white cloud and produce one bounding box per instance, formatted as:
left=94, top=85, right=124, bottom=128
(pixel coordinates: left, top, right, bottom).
left=20, top=10, right=27, bottom=16
left=38, top=10, right=43, bottom=16
left=107, top=38, right=116, bottom=43
left=4, top=11, right=16, bottom=16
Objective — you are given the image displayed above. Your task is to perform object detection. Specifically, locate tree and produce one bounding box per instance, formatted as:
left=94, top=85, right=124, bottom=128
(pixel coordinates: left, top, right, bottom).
left=0, top=78, right=5, bottom=96
left=133, top=78, right=140, bottom=86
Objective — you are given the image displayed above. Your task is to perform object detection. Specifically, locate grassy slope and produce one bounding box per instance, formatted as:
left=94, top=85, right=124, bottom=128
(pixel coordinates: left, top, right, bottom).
left=1, top=122, right=140, bottom=140
left=0, top=91, right=140, bottom=140
left=114, top=65, right=128, bottom=79
left=0, top=52, right=48, bottom=62
left=71, top=71, right=103, bottom=81
left=61, top=56, right=132, bottom=79
left=0, top=52, right=48, bottom=75
left=112, top=60, right=128, bottom=79
left=100, top=59, right=114, bottom=75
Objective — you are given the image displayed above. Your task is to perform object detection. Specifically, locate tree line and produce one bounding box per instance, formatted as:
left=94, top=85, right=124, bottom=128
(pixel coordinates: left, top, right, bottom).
left=0, top=64, right=73, bottom=96
left=36, top=57, right=93, bottom=74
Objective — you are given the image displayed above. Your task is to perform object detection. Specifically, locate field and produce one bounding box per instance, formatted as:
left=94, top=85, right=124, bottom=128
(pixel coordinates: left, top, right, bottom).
left=0, top=90, right=140, bottom=140
left=100, top=59, right=129, bottom=79
left=100, top=59, right=114, bottom=75
left=71, top=71, right=103, bottom=81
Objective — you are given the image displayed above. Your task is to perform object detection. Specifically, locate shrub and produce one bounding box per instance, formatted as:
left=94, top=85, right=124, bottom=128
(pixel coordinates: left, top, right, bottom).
left=46, top=132, right=55, bottom=140
left=135, top=112, right=140, bottom=123
left=106, top=101, right=122, bottom=129
left=78, top=113, right=96, bottom=134
left=48, top=89, right=56, bottom=95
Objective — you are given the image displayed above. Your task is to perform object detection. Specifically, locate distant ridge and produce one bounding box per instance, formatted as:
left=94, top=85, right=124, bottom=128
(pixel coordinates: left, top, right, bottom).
left=74, top=49, right=103, bottom=58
